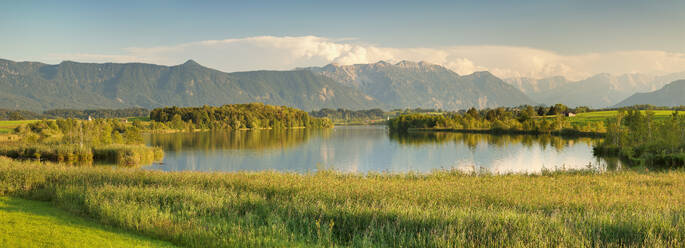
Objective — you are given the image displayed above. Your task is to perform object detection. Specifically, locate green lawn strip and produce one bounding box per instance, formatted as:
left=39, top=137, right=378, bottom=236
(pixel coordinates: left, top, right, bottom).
left=541, top=110, right=685, bottom=126
left=0, top=120, right=39, bottom=128
left=0, top=196, right=176, bottom=248
left=0, top=120, right=40, bottom=134
left=571, top=110, right=684, bottom=122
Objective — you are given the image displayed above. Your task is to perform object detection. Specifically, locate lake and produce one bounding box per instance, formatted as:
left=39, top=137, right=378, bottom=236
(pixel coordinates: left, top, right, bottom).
left=143, top=126, right=621, bottom=173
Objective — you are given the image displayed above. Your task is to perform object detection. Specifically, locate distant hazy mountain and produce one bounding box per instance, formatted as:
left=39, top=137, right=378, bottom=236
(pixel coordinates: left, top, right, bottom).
left=0, top=59, right=378, bottom=111
left=303, top=61, right=535, bottom=110
left=614, top=80, right=685, bottom=107
left=504, top=76, right=570, bottom=96
left=505, top=72, right=680, bottom=108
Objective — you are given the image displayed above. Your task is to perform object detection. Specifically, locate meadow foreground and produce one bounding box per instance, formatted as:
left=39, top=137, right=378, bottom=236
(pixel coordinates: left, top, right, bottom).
left=0, top=157, right=683, bottom=247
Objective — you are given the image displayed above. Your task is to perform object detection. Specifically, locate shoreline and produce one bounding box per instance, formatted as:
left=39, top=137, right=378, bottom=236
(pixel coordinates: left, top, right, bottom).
left=404, top=127, right=605, bottom=138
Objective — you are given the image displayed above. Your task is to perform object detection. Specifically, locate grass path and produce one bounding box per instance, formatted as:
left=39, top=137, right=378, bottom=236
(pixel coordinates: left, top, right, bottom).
left=0, top=197, right=175, bottom=248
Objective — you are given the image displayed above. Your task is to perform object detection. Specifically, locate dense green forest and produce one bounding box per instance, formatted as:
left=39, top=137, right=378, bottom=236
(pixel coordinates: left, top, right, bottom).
left=150, top=103, right=333, bottom=130
left=388, top=104, right=604, bottom=134
left=0, top=109, right=46, bottom=120
left=594, top=109, right=685, bottom=168
left=0, top=108, right=149, bottom=120
left=42, top=108, right=149, bottom=119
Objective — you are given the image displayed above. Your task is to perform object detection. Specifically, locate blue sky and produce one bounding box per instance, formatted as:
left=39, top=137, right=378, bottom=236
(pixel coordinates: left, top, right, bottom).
left=2, top=0, right=685, bottom=79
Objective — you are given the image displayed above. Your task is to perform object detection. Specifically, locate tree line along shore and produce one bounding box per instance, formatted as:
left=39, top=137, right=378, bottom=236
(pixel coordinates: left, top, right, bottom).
left=388, top=107, right=685, bottom=169
left=0, top=103, right=332, bottom=165
left=1, top=103, right=684, bottom=168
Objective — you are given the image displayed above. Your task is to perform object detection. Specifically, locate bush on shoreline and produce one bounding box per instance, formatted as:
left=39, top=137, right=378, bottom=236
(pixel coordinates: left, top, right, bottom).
left=594, top=109, right=685, bottom=168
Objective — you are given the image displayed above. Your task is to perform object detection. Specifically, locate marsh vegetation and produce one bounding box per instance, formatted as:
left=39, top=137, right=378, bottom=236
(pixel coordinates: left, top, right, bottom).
left=1, top=118, right=162, bottom=165
left=1, top=157, right=683, bottom=247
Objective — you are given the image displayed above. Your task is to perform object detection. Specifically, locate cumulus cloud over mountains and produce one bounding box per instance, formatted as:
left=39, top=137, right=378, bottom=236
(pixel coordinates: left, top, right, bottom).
left=49, top=36, right=685, bottom=80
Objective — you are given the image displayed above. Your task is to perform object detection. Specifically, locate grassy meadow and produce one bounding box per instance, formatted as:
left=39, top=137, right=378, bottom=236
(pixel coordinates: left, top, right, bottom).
left=0, top=120, right=38, bottom=134
left=0, top=196, right=175, bottom=247
left=1, top=157, right=683, bottom=247
left=568, top=110, right=684, bottom=125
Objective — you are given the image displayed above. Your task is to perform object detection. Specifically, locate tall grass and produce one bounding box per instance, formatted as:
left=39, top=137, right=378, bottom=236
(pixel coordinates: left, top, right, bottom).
left=0, top=144, right=93, bottom=163
left=0, top=144, right=162, bottom=165
left=0, top=157, right=683, bottom=247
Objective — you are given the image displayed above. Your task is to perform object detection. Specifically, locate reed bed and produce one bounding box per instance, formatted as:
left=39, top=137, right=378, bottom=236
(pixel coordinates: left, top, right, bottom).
left=0, top=144, right=162, bottom=165
left=0, top=144, right=93, bottom=163
left=0, top=157, right=683, bottom=247
left=93, top=144, right=164, bottom=165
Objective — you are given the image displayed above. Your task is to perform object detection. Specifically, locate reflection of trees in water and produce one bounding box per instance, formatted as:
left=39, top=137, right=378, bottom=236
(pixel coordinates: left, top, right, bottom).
left=389, top=131, right=601, bottom=151
left=598, top=156, right=623, bottom=171
left=148, top=129, right=332, bottom=152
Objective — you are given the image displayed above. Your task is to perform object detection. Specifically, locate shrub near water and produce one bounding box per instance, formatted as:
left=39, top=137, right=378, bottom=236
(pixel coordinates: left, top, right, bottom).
left=0, top=144, right=93, bottom=163
left=594, top=109, right=685, bottom=168
left=93, top=145, right=164, bottom=165
left=0, top=158, right=683, bottom=247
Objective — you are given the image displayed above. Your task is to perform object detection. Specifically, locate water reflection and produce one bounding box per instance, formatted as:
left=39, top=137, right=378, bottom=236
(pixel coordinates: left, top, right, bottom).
left=147, top=128, right=332, bottom=152
left=143, top=126, right=620, bottom=173
left=390, top=131, right=602, bottom=152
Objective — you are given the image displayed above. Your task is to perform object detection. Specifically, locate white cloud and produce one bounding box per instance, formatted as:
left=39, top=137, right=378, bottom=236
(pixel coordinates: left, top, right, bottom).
left=47, top=36, right=685, bottom=81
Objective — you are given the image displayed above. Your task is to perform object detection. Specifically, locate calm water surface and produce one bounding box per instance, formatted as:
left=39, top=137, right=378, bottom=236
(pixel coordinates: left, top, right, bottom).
left=143, top=126, right=620, bottom=173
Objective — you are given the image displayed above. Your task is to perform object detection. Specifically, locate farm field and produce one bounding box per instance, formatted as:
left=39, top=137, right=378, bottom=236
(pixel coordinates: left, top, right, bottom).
left=568, top=110, right=684, bottom=125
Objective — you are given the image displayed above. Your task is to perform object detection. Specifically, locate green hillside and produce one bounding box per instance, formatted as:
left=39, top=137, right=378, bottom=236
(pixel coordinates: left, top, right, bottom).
left=0, top=59, right=378, bottom=111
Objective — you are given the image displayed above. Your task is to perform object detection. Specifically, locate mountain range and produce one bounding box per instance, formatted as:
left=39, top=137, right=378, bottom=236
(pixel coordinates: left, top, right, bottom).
left=0, top=59, right=380, bottom=111
left=504, top=71, right=685, bottom=108
left=1, top=57, right=683, bottom=112
left=0, top=59, right=533, bottom=111
left=614, top=80, right=685, bottom=107
left=302, top=61, right=534, bottom=110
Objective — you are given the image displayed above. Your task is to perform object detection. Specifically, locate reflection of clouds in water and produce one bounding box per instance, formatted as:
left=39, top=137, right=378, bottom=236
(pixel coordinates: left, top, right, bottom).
left=322, top=127, right=390, bottom=173
left=487, top=144, right=592, bottom=173
left=145, top=127, right=606, bottom=174
left=389, top=132, right=603, bottom=173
